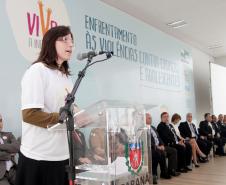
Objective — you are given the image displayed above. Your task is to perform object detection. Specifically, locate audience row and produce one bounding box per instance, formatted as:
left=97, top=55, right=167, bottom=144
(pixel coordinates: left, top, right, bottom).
left=146, top=112, right=226, bottom=184
left=1, top=112, right=226, bottom=184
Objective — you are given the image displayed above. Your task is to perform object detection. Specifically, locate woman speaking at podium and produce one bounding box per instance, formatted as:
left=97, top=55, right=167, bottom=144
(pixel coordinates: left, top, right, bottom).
left=15, top=26, right=74, bottom=185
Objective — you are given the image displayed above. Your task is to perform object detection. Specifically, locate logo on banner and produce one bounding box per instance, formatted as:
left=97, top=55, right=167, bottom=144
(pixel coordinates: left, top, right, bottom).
left=6, top=0, right=71, bottom=62
left=125, top=141, right=144, bottom=175
left=27, top=1, right=58, bottom=48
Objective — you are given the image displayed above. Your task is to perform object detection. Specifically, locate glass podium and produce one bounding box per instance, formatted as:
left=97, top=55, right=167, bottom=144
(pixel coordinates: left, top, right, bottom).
left=49, top=100, right=152, bottom=185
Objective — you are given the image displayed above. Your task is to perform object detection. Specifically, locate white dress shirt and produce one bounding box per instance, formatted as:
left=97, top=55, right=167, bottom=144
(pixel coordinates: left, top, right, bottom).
left=208, top=122, right=215, bottom=136
left=187, top=121, right=196, bottom=137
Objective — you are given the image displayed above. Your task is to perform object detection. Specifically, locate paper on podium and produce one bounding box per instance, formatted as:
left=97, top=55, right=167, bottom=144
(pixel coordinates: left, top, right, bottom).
left=47, top=109, right=91, bottom=131
left=76, top=157, right=129, bottom=176
left=109, top=157, right=128, bottom=175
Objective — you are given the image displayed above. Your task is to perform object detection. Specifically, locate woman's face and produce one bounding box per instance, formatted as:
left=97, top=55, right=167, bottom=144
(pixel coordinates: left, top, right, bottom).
left=55, top=34, right=74, bottom=66
left=176, top=119, right=181, bottom=124
left=174, top=118, right=180, bottom=124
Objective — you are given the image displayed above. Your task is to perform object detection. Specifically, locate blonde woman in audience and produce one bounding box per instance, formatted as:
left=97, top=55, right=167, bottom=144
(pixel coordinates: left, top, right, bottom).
left=179, top=113, right=207, bottom=167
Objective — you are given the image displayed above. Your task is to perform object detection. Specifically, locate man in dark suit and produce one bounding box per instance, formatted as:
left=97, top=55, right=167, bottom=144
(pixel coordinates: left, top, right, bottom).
left=219, top=114, right=226, bottom=138
left=199, top=113, right=213, bottom=156
left=157, top=112, right=187, bottom=173
left=218, top=114, right=223, bottom=121
left=0, top=114, right=20, bottom=185
left=146, top=113, right=173, bottom=184
left=199, top=113, right=213, bottom=140
left=211, top=115, right=226, bottom=156
left=217, top=114, right=224, bottom=129
left=211, top=115, right=221, bottom=137
left=217, top=114, right=226, bottom=142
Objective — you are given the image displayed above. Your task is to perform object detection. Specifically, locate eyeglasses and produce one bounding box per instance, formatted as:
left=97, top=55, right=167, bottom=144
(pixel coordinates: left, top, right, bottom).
left=57, top=36, right=74, bottom=44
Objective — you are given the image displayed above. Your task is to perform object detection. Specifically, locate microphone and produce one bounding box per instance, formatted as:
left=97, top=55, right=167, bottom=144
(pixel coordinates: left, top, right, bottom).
left=77, top=51, right=113, bottom=60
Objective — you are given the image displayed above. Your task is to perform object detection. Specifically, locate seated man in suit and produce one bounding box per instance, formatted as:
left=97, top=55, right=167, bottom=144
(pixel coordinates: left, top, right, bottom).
left=220, top=115, right=226, bottom=138
left=0, top=114, right=20, bottom=185
left=217, top=114, right=224, bottom=128
left=199, top=113, right=213, bottom=140
left=217, top=114, right=224, bottom=131
left=217, top=114, right=226, bottom=142
left=146, top=113, right=172, bottom=184
left=199, top=113, right=214, bottom=157
left=211, top=115, right=226, bottom=156
left=157, top=112, right=188, bottom=173
left=179, top=113, right=207, bottom=167
left=212, top=115, right=220, bottom=138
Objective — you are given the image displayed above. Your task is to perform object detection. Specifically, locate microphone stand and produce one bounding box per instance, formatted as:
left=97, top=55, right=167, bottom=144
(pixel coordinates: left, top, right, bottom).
left=58, top=53, right=112, bottom=185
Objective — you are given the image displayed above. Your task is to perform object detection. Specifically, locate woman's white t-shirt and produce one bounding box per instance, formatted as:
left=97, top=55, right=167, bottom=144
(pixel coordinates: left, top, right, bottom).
left=21, top=62, right=73, bottom=161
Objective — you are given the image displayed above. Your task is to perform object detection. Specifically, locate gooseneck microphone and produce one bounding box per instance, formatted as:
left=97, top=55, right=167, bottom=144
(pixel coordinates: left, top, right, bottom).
left=77, top=51, right=113, bottom=60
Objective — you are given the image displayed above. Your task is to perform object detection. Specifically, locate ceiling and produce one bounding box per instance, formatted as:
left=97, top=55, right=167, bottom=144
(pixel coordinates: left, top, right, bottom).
left=101, top=0, right=226, bottom=58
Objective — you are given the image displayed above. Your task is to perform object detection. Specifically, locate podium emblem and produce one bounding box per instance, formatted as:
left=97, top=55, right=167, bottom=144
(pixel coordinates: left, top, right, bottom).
left=125, top=141, right=144, bottom=175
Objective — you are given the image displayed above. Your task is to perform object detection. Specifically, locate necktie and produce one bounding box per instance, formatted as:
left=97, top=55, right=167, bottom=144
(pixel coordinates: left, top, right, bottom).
left=188, top=123, right=196, bottom=137
left=150, top=128, right=159, bottom=146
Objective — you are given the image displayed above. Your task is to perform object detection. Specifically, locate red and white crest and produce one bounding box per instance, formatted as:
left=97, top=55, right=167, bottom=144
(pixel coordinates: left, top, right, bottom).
left=126, top=141, right=143, bottom=175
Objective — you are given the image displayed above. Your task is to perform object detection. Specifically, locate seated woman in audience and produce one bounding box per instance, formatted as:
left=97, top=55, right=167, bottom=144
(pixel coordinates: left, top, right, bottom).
left=170, top=113, right=192, bottom=171
left=179, top=113, right=207, bottom=167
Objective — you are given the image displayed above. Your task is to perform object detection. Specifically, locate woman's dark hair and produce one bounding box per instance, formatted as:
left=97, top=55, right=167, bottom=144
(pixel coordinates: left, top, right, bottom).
left=33, top=25, right=73, bottom=75
left=171, top=113, right=181, bottom=122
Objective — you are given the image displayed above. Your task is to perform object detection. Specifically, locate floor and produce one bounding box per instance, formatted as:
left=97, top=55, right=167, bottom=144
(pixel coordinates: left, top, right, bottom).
left=158, top=156, right=226, bottom=185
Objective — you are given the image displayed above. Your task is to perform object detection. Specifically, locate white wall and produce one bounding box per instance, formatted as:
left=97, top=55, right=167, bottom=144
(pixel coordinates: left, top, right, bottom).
left=215, top=56, right=226, bottom=67
left=210, top=63, right=226, bottom=115
left=192, top=48, right=214, bottom=123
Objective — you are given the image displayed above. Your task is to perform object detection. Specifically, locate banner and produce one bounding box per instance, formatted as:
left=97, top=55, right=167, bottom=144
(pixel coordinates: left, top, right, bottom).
left=1, top=0, right=196, bottom=135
